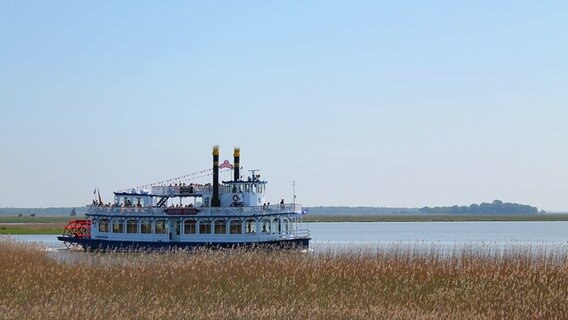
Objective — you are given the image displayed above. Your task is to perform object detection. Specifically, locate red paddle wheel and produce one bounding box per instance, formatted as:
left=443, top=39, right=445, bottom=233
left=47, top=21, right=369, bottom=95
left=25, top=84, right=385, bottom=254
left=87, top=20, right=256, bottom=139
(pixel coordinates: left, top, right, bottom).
left=62, top=219, right=91, bottom=249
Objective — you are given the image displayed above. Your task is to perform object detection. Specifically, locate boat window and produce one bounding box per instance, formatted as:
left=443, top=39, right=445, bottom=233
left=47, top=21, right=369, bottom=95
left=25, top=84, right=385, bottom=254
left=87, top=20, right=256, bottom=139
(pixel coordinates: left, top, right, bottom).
left=245, top=219, right=256, bottom=234
left=214, top=220, right=227, bottom=234
left=99, top=219, right=109, bottom=233
left=261, top=220, right=271, bottom=233
left=175, top=220, right=180, bottom=235
left=244, top=184, right=250, bottom=193
left=126, top=219, right=137, bottom=233
left=112, top=220, right=124, bottom=233
left=141, top=220, right=152, bottom=234
left=252, top=184, right=257, bottom=193
left=184, top=219, right=196, bottom=234
left=199, top=220, right=211, bottom=234
left=274, top=218, right=281, bottom=233
left=229, top=219, right=241, bottom=234
left=135, top=197, right=139, bottom=206
left=155, top=220, right=166, bottom=234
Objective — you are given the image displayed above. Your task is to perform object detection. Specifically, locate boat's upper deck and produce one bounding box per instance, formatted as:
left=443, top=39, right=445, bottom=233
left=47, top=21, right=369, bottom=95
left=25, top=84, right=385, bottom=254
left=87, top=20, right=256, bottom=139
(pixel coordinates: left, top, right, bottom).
left=87, top=203, right=303, bottom=218
left=95, top=146, right=295, bottom=213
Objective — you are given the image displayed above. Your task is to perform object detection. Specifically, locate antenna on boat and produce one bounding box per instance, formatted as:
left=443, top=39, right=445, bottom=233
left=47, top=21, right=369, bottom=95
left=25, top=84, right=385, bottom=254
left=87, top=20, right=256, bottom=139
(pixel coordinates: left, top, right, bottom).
left=248, top=169, right=260, bottom=181
left=293, top=180, right=296, bottom=205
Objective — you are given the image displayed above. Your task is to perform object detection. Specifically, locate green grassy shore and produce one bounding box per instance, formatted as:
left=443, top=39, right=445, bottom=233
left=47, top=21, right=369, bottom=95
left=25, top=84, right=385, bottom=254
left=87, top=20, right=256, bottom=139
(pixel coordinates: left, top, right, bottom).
left=1, top=240, right=567, bottom=319
left=0, top=216, right=72, bottom=224
left=0, top=216, right=70, bottom=235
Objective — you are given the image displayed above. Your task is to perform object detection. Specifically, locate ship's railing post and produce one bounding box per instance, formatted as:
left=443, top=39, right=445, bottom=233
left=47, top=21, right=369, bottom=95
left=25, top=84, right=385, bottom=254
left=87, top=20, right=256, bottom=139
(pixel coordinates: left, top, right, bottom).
left=293, top=229, right=310, bottom=238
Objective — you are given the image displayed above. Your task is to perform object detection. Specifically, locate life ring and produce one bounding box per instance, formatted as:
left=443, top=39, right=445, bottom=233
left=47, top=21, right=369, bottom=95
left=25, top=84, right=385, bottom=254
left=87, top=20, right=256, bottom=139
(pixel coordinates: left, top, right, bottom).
left=233, top=195, right=240, bottom=202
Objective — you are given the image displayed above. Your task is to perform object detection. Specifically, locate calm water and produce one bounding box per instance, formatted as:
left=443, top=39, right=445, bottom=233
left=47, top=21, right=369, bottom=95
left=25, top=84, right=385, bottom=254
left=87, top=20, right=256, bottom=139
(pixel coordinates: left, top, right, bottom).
left=310, top=221, right=568, bottom=243
left=308, top=221, right=568, bottom=254
left=5, top=221, right=568, bottom=254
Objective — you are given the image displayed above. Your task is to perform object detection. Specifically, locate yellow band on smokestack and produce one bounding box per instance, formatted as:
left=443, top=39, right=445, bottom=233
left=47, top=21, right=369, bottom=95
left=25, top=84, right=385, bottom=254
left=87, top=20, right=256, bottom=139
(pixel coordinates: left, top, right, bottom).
left=212, top=145, right=219, bottom=156
left=233, top=147, right=240, bottom=157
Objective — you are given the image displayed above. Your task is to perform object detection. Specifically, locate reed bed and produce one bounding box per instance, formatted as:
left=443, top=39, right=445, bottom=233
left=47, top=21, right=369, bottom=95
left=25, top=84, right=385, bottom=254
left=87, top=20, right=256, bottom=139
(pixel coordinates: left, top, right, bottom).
left=1, top=240, right=568, bottom=319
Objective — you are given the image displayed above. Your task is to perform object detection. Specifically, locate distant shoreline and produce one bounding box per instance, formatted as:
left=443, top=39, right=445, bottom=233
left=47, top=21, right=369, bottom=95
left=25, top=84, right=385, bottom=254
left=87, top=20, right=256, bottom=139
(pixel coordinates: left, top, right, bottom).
left=302, top=214, right=568, bottom=223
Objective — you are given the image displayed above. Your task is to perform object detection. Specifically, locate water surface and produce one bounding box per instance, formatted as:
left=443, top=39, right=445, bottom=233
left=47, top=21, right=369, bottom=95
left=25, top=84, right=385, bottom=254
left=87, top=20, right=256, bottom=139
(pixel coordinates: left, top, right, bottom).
left=6, top=221, right=568, bottom=255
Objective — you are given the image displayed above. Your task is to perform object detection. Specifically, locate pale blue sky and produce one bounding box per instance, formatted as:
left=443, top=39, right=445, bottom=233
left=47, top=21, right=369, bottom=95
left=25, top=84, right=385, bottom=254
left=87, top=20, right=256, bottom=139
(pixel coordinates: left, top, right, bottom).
left=1, top=1, right=567, bottom=210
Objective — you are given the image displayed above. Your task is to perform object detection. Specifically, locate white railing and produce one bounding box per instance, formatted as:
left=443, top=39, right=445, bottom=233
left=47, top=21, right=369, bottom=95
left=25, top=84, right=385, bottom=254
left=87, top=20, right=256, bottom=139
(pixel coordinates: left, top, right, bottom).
left=275, top=229, right=310, bottom=240
left=200, top=203, right=302, bottom=216
left=87, top=203, right=303, bottom=217
left=89, top=206, right=165, bottom=215
left=292, top=229, right=310, bottom=238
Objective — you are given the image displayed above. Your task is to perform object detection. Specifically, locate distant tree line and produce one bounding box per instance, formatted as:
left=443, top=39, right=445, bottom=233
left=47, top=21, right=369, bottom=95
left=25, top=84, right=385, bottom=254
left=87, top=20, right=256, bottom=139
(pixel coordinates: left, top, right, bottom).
left=306, top=206, right=421, bottom=215
left=0, top=207, right=84, bottom=216
left=420, top=200, right=540, bottom=215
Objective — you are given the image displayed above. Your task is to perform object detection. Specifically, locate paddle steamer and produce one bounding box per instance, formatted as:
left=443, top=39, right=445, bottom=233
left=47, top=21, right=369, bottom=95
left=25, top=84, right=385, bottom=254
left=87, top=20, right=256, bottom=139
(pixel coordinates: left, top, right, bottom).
left=58, top=146, right=310, bottom=251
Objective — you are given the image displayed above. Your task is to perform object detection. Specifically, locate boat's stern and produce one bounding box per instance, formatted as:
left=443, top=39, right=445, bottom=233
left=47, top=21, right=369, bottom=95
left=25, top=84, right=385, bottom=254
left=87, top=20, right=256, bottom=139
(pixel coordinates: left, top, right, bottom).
left=59, top=219, right=91, bottom=250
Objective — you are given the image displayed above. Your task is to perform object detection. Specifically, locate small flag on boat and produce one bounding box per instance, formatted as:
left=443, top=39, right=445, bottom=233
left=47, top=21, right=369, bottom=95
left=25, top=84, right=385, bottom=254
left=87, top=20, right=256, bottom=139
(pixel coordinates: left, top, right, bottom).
left=93, top=188, right=97, bottom=195
left=97, top=188, right=103, bottom=204
left=219, top=160, right=234, bottom=170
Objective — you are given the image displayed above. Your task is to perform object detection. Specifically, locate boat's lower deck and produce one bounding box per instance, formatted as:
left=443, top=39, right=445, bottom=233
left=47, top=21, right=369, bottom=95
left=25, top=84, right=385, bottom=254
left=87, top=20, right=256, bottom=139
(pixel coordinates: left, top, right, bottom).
left=58, top=236, right=310, bottom=252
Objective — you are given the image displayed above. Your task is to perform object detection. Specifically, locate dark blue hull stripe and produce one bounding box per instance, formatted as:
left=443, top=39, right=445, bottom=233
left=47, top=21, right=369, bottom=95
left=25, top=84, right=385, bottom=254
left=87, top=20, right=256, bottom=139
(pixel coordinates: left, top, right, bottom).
left=57, top=236, right=310, bottom=251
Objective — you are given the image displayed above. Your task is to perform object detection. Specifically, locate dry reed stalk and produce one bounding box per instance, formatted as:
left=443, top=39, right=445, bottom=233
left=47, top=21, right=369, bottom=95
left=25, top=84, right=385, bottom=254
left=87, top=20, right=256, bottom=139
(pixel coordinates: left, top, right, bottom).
left=1, top=240, right=568, bottom=319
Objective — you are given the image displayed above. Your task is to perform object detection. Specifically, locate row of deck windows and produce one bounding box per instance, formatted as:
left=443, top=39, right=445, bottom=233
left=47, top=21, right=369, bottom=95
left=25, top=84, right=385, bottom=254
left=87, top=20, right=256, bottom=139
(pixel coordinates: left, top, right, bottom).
left=97, top=219, right=291, bottom=235
left=224, top=183, right=265, bottom=194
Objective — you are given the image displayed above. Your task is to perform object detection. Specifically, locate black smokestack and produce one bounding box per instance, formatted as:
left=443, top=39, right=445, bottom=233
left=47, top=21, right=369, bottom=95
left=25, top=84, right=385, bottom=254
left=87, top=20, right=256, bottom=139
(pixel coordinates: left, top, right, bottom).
left=212, top=145, right=220, bottom=207
left=233, top=147, right=240, bottom=182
